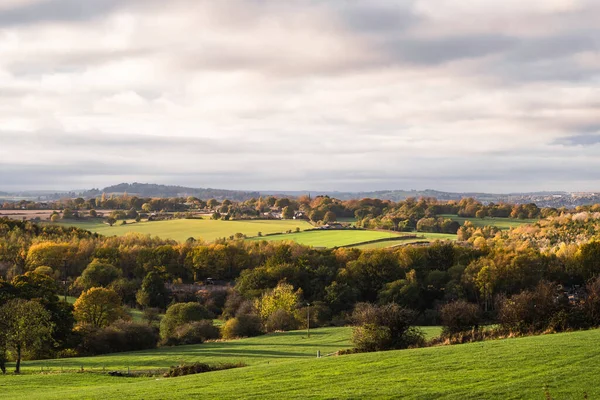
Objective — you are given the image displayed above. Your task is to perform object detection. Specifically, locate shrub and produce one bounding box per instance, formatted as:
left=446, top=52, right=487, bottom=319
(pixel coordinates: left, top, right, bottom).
left=440, top=300, right=481, bottom=335
left=221, top=314, right=263, bottom=339
left=352, top=324, right=392, bottom=352
left=264, top=309, right=299, bottom=332
left=160, top=302, right=214, bottom=340
left=170, top=320, right=220, bottom=345
left=498, top=282, right=563, bottom=334
left=350, top=303, right=424, bottom=351
left=163, top=362, right=245, bottom=378
left=77, top=320, right=159, bottom=356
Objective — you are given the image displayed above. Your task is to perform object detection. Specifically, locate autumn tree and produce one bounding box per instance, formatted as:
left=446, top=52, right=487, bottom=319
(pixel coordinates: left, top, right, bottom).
left=74, top=287, right=126, bottom=328
left=0, top=299, right=53, bottom=373
left=255, top=282, right=301, bottom=321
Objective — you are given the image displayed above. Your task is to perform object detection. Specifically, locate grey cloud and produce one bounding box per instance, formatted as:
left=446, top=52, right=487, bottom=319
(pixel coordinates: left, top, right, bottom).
left=382, top=34, right=516, bottom=65
left=333, top=1, right=419, bottom=34
left=0, top=0, right=126, bottom=26
left=555, top=133, right=600, bottom=146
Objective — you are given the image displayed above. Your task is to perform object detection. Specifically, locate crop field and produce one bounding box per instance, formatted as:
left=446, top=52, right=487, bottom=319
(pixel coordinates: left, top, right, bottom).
left=440, top=215, right=538, bottom=230
left=1, top=327, right=598, bottom=399
left=247, top=230, right=409, bottom=248
left=55, top=219, right=314, bottom=243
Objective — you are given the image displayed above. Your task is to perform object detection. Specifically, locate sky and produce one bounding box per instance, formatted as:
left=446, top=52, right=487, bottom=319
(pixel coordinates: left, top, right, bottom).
left=0, top=0, right=599, bottom=193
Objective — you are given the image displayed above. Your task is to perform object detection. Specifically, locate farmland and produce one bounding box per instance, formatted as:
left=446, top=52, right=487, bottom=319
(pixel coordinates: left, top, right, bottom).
left=1, top=327, right=598, bottom=399
left=352, top=232, right=458, bottom=249
left=55, top=219, right=457, bottom=248
left=55, top=219, right=314, bottom=243
left=248, top=229, right=409, bottom=248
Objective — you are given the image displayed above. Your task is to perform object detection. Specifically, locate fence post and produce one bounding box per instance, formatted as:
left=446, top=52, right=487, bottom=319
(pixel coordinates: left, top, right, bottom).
left=317, top=350, right=320, bottom=358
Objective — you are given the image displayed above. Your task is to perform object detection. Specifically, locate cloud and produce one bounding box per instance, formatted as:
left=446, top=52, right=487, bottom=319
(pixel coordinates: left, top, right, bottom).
left=0, top=0, right=599, bottom=192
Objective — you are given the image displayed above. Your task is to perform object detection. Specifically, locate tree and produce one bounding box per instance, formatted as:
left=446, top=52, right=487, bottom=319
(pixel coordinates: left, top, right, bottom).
left=74, top=287, right=126, bottom=328
left=136, top=271, right=169, bottom=310
left=62, top=208, right=74, bottom=219
left=351, top=303, right=423, bottom=352
left=0, top=299, right=53, bottom=373
left=159, top=302, right=214, bottom=340
left=106, top=217, right=116, bottom=227
left=440, top=300, right=481, bottom=335
left=75, top=259, right=121, bottom=291
left=255, top=282, right=301, bottom=321
left=89, top=209, right=97, bottom=218
left=323, top=211, right=337, bottom=223
left=282, top=206, right=294, bottom=219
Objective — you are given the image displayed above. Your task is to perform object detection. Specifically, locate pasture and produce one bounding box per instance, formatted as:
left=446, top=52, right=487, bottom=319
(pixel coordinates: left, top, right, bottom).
left=55, top=219, right=314, bottom=243
left=248, top=229, right=408, bottom=248
left=440, top=215, right=538, bottom=230
left=1, top=327, right=598, bottom=399
left=352, top=232, right=458, bottom=249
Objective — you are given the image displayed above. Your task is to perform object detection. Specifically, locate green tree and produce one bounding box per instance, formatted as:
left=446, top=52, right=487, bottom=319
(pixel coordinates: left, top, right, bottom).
left=75, top=259, right=121, bottom=291
left=136, top=271, right=169, bottom=310
left=159, top=302, right=214, bottom=340
left=282, top=206, right=294, bottom=219
left=0, top=299, right=53, bottom=373
left=74, top=287, right=126, bottom=328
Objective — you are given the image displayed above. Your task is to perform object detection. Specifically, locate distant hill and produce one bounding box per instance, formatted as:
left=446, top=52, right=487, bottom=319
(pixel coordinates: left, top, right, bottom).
left=266, top=189, right=596, bottom=208
left=86, top=182, right=260, bottom=201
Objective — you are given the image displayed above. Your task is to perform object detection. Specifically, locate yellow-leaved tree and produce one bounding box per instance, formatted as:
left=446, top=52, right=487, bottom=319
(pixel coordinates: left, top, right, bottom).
left=255, top=282, right=301, bottom=321
left=74, top=287, right=127, bottom=328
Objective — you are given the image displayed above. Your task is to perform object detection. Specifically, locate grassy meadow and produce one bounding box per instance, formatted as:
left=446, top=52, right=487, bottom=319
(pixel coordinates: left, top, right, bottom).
left=56, top=218, right=460, bottom=249
left=1, top=327, right=598, bottom=399
left=56, top=219, right=314, bottom=243
left=248, top=230, right=409, bottom=248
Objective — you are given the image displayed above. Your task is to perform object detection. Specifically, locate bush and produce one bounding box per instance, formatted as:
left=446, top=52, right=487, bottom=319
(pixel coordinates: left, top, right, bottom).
left=221, top=314, right=263, bottom=339
left=498, top=282, right=563, bottom=334
left=264, top=309, right=299, bottom=332
left=163, top=362, right=245, bottom=378
left=169, top=320, right=220, bottom=345
left=77, top=320, right=159, bottom=356
left=350, top=303, right=424, bottom=351
left=352, top=324, right=392, bottom=352
left=440, top=300, right=481, bottom=335
left=160, top=302, right=214, bottom=340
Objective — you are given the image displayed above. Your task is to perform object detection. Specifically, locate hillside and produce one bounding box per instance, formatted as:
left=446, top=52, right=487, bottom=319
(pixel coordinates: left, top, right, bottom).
left=2, top=328, right=598, bottom=399
left=84, top=183, right=260, bottom=201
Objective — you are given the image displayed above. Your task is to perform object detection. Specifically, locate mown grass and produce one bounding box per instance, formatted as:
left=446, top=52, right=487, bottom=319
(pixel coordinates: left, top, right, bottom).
left=55, top=219, right=314, bottom=243
left=2, top=328, right=598, bottom=399
left=352, top=232, right=458, bottom=249
left=247, top=230, right=407, bottom=248
left=439, top=215, right=538, bottom=230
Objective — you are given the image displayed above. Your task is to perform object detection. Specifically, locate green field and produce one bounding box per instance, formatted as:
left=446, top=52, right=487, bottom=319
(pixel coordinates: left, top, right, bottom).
left=56, top=219, right=314, bottom=243
left=352, top=232, right=458, bottom=250
left=440, top=215, right=537, bottom=230
left=248, top=230, right=408, bottom=248
left=1, top=327, right=599, bottom=399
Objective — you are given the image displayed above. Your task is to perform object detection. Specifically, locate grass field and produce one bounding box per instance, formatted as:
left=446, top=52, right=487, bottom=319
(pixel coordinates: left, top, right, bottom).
left=56, top=219, right=314, bottom=243
left=352, top=232, right=458, bottom=250
left=247, top=230, right=408, bottom=248
left=440, top=215, right=538, bottom=230
left=1, top=327, right=599, bottom=399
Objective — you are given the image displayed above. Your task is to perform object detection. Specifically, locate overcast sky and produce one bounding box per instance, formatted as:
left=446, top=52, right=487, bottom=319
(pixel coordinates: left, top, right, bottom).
left=0, top=0, right=599, bottom=193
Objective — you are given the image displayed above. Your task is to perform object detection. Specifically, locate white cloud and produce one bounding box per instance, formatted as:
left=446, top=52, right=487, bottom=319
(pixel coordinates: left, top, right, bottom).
left=0, top=0, right=599, bottom=192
